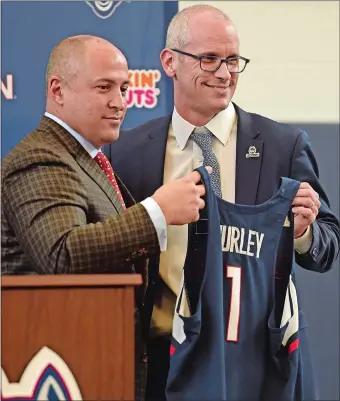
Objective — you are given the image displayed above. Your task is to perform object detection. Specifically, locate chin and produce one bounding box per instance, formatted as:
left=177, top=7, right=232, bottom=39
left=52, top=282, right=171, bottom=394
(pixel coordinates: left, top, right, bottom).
left=111, top=131, right=120, bottom=142
left=210, top=101, right=230, bottom=114
left=102, top=130, right=120, bottom=145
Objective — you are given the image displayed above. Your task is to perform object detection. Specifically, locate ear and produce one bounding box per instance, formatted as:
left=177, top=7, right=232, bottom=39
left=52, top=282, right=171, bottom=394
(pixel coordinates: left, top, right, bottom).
left=160, top=48, right=177, bottom=78
left=48, top=75, right=64, bottom=105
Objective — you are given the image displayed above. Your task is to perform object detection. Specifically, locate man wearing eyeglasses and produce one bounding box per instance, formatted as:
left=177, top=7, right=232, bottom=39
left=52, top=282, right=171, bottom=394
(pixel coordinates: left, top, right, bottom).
left=110, top=4, right=340, bottom=400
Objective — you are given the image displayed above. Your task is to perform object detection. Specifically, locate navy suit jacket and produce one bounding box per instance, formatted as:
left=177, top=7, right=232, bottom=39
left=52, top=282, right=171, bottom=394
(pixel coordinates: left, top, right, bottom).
left=108, top=103, right=340, bottom=335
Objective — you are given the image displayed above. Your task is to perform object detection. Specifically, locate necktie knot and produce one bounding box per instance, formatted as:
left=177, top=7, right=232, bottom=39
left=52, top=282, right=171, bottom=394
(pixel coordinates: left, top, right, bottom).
left=191, top=126, right=213, bottom=150
left=94, top=151, right=112, bottom=174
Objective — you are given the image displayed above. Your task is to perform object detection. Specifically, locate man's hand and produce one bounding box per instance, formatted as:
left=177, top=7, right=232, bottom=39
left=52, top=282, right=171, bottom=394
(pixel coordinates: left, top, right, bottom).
left=152, top=168, right=211, bottom=225
left=292, top=182, right=321, bottom=239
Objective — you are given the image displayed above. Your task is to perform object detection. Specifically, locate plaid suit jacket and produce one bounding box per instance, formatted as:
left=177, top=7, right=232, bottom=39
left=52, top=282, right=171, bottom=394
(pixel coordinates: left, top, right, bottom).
left=1, top=116, right=158, bottom=400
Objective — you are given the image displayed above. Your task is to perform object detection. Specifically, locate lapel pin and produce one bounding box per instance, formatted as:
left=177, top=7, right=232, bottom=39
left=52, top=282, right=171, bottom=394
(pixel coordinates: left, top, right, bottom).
left=283, top=216, right=291, bottom=227
left=246, top=146, right=260, bottom=158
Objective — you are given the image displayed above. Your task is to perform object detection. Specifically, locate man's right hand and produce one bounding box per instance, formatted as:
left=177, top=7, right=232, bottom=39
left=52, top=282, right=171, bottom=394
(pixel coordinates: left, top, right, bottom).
left=152, top=169, right=209, bottom=225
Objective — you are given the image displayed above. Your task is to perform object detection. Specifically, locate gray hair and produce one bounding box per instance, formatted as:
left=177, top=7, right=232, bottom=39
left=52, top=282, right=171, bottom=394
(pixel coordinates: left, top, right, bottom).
left=165, top=4, right=231, bottom=50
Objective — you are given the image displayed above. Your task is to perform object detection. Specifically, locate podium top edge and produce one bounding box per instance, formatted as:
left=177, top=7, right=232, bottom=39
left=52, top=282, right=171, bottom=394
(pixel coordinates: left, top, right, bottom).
left=1, top=274, right=143, bottom=288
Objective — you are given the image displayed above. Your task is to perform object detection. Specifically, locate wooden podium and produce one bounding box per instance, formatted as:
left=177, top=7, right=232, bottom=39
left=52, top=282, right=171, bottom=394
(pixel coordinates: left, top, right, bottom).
left=1, top=274, right=142, bottom=400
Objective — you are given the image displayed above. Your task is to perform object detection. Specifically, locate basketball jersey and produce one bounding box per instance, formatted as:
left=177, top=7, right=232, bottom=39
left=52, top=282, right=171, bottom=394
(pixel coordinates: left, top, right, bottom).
left=166, top=166, right=317, bottom=401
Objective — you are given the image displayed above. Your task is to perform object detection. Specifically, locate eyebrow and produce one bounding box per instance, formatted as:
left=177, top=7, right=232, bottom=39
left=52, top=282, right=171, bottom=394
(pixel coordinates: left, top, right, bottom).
left=199, top=51, right=239, bottom=58
left=198, top=51, right=219, bottom=57
left=94, top=78, right=130, bottom=86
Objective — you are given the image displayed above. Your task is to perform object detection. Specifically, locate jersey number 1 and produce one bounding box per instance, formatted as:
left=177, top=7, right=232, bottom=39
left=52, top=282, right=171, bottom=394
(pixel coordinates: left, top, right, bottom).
left=226, top=265, right=241, bottom=342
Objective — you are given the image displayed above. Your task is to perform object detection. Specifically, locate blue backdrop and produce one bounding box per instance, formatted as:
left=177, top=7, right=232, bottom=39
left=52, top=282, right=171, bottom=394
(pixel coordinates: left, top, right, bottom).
left=1, top=2, right=339, bottom=400
left=1, top=0, right=177, bottom=157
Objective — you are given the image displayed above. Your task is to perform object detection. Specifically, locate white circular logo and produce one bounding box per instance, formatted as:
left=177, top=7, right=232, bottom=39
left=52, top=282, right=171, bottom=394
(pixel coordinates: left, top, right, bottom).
left=85, top=1, right=126, bottom=19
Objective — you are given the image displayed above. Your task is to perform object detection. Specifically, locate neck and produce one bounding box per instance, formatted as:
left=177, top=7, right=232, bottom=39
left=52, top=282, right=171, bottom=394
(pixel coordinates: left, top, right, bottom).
left=46, top=103, right=65, bottom=122
left=174, top=94, right=221, bottom=126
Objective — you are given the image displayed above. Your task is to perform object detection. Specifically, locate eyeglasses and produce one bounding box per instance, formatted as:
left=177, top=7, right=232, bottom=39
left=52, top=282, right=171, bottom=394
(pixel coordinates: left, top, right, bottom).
left=171, top=49, right=250, bottom=73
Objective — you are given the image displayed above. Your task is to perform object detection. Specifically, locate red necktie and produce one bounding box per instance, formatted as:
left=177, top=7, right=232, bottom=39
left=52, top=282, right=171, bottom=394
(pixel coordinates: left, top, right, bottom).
left=94, top=151, right=126, bottom=211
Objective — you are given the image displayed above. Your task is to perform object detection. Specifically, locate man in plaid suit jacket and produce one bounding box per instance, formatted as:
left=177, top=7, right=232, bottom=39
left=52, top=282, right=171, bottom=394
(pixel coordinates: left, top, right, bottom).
left=1, top=35, right=207, bottom=401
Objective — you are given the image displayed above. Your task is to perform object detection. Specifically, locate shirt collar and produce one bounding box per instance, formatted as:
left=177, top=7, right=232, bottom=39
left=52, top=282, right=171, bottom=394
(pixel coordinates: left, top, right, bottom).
left=44, top=112, right=99, bottom=158
left=171, top=102, right=237, bottom=151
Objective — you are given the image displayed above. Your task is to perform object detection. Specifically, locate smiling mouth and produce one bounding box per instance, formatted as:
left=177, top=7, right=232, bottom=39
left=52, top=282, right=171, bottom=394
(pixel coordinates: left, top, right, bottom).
left=204, top=84, right=229, bottom=89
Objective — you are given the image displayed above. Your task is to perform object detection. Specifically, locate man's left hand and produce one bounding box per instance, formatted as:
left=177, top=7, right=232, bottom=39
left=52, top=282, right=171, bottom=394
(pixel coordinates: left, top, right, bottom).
left=292, top=182, right=321, bottom=239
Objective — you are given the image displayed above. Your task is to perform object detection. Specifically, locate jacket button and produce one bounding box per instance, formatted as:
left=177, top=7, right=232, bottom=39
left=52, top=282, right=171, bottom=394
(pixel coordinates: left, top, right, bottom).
left=141, top=353, right=148, bottom=363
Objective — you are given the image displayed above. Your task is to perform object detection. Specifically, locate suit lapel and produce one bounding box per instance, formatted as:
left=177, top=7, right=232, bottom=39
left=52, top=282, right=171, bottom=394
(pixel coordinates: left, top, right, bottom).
left=234, top=104, right=263, bottom=205
left=115, top=173, right=135, bottom=208
left=140, top=115, right=171, bottom=199
left=38, top=116, right=122, bottom=213
left=136, top=116, right=170, bottom=303
left=76, top=150, right=123, bottom=213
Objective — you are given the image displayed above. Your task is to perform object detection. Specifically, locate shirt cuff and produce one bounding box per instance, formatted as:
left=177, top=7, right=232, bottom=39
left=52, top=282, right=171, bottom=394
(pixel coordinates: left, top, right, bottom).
left=294, top=225, right=313, bottom=254
left=140, top=197, right=167, bottom=252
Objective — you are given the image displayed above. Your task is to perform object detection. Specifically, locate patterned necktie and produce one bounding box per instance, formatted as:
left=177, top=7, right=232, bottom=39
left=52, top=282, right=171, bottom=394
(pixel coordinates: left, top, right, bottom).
left=191, top=126, right=222, bottom=198
left=94, top=151, right=126, bottom=211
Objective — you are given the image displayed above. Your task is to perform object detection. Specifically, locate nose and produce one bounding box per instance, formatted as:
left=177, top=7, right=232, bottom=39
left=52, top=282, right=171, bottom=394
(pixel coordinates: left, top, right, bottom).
left=214, top=61, right=231, bottom=81
left=108, top=90, right=125, bottom=110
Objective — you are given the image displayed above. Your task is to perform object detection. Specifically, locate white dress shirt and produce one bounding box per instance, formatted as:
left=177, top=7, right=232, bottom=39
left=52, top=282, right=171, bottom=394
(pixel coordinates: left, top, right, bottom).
left=150, top=103, right=238, bottom=336
left=44, top=112, right=167, bottom=251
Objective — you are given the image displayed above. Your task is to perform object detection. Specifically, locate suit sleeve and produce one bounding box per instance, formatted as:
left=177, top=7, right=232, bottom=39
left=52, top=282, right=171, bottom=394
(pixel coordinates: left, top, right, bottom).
left=2, top=148, right=160, bottom=274
left=291, top=130, right=340, bottom=272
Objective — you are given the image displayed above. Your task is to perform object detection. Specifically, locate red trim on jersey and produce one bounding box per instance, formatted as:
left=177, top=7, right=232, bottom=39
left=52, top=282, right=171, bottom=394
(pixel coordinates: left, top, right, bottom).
left=288, top=338, right=299, bottom=354
left=170, top=344, right=176, bottom=355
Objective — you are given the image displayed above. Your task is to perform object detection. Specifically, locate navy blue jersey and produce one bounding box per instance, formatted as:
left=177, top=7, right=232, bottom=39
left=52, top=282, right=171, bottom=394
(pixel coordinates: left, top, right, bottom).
left=166, top=166, right=317, bottom=401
